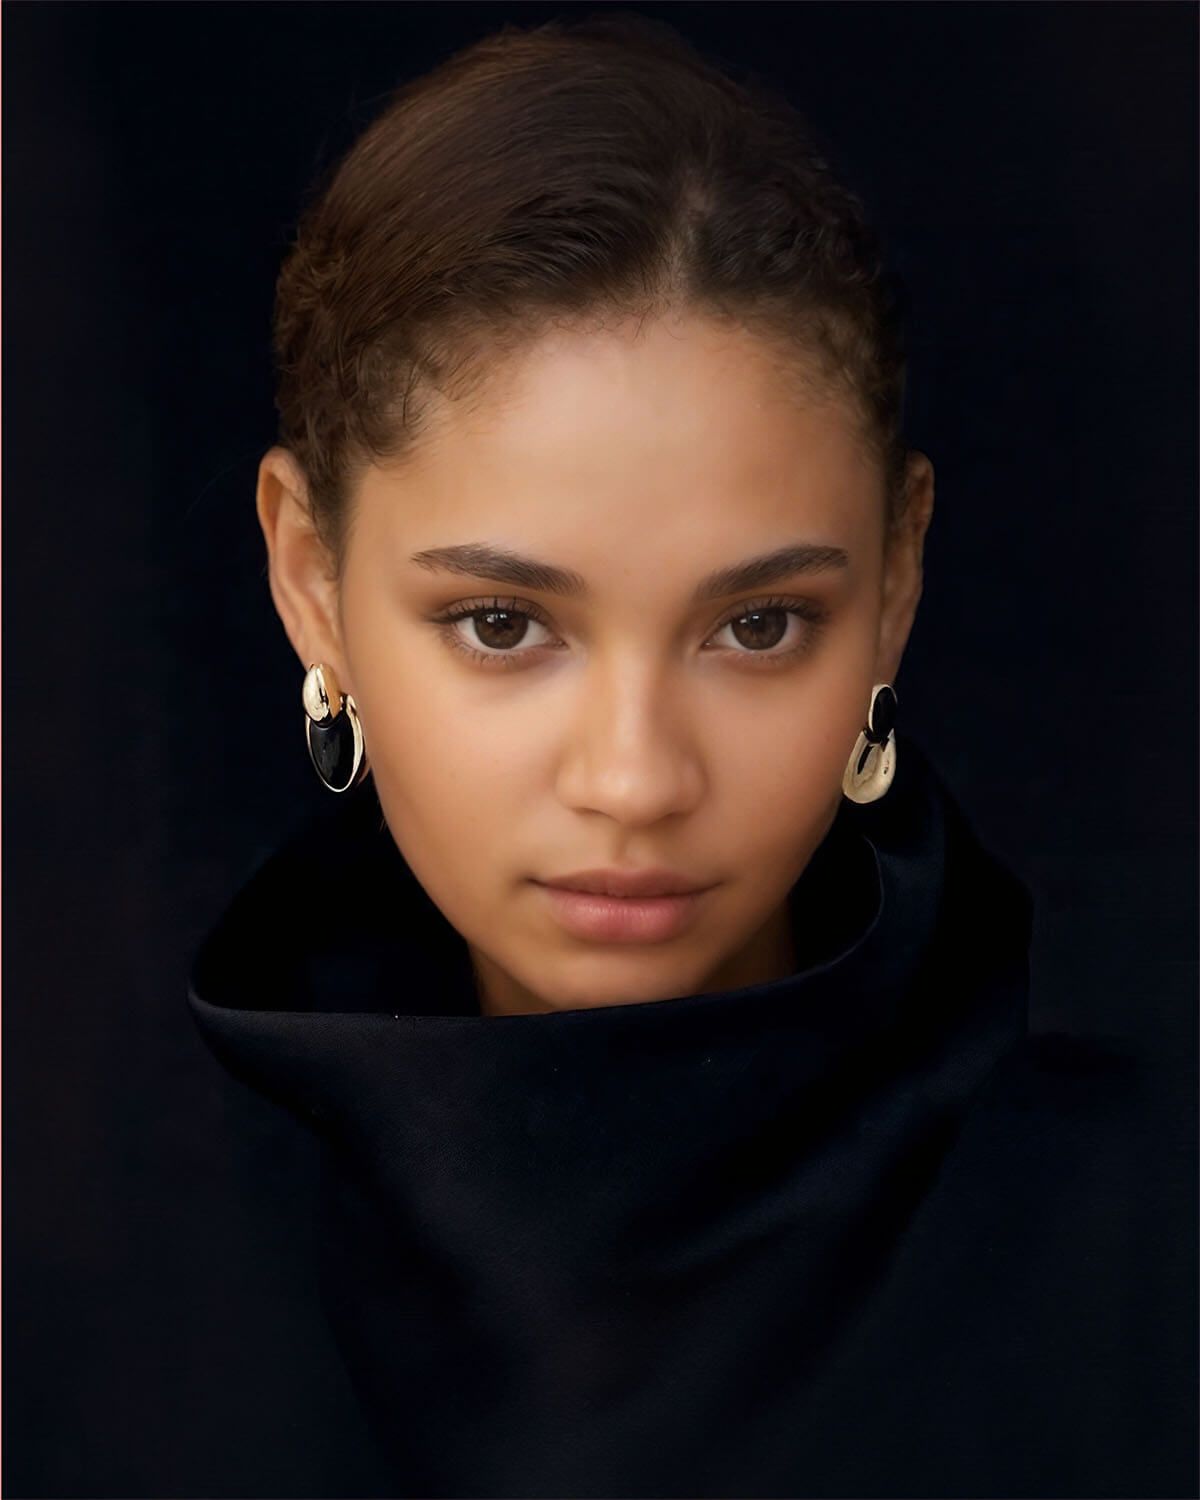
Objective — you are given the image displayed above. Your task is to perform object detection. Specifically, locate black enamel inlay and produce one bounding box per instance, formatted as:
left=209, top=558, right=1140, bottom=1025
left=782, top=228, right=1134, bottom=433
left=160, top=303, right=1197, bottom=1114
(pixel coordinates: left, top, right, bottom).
left=308, top=716, right=358, bottom=791
left=866, top=685, right=896, bottom=743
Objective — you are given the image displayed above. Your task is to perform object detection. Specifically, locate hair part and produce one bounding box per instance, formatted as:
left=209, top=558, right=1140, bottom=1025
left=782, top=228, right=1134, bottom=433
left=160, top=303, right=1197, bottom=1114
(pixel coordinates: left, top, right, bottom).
left=272, top=12, right=910, bottom=573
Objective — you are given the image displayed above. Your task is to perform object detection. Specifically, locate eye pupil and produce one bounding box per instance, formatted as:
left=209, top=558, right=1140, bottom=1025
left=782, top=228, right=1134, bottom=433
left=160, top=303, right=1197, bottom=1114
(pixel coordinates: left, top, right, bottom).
left=731, top=609, right=788, bottom=651
left=475, top=610, right=528, bottom=649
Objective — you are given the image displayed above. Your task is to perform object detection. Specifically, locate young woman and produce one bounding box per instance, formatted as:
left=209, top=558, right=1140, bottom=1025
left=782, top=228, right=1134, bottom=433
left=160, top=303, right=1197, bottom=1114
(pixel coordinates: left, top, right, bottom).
left=189, top=14, right=1189, bottom=1497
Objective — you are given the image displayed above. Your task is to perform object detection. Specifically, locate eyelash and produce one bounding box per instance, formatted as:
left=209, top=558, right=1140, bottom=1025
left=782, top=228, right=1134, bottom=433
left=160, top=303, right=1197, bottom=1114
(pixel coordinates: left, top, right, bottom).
left=428, top=594, right=828, bottom=671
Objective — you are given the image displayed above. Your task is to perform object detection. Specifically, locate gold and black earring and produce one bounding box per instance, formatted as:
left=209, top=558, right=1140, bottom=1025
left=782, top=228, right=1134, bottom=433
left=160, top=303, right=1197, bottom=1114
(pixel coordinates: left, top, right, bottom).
left=302, top=662, right=369, bottom=793
left=842, top=683, right=897, bottom=804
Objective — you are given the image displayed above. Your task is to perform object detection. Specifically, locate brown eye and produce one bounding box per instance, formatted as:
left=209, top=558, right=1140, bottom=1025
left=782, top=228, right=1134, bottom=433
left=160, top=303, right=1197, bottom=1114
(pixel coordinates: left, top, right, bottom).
left=431, top=596, right=560, bottom=667
left=471, top=609, right=532, bottom=650
left=727, top=608, right=789, bottom=651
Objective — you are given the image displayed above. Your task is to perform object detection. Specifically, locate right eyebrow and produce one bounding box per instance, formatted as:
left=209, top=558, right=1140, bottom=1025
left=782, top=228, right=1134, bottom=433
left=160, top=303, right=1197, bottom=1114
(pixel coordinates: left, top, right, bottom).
left=408, top=540, right=850, bottom=602
left=409, top=543, right=588, bottom=597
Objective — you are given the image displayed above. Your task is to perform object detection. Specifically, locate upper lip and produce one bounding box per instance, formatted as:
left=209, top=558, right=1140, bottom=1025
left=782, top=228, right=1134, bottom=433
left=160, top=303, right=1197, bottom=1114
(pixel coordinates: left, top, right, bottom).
left=538, top=868, right=712, bottom=898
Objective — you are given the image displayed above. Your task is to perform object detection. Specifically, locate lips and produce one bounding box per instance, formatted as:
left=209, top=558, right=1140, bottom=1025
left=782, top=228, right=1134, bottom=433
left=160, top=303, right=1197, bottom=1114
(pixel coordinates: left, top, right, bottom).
left=539, top=868, right=712, bottom=899
left=533, top=867, right=716, bottom=943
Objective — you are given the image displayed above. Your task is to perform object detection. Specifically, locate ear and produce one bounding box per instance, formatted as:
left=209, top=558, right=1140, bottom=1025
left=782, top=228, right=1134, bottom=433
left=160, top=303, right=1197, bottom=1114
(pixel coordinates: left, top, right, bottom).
left=255, top=447, right=348, bottom=685
left=875, top=450, right=935, bottom=685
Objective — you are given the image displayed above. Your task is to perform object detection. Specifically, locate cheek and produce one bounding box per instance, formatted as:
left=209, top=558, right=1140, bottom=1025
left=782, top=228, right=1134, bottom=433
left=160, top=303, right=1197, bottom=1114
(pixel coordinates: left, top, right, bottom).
left=702, top=652, right=878, bottom=890
left=348, top=656, right=538, bottom=898
left=363, top=700, right=510, bottom=854
left=711, top=710, right=856, bottom=876
left=367, top=735, right=507, bottom=931
left=711, top=636, right=878, bottom=794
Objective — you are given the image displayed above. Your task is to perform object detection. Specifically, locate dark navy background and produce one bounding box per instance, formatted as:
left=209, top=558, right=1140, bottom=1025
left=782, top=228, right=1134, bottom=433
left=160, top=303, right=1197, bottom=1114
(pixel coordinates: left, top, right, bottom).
left=4, top=4, right=1196, bottom=1495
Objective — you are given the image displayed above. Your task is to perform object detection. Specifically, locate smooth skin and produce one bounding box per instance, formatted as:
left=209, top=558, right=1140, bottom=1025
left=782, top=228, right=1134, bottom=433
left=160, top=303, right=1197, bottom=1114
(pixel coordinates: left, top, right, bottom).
left=257, top=312, right=934, bottom=1016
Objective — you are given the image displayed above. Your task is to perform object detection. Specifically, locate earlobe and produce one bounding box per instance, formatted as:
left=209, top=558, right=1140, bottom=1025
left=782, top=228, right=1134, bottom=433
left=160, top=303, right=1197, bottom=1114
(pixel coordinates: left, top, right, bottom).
left=255, top=447, right=346, bottom=677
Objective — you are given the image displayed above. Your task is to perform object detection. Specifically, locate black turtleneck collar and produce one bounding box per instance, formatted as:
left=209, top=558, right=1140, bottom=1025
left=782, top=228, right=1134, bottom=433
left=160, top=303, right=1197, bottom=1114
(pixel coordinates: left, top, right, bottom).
left=188, top=735, right=1036, bottom=1498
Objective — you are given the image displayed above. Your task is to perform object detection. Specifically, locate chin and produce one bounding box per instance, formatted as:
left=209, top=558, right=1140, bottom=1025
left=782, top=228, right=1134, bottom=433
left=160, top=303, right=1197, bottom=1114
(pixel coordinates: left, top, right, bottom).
left=522, top=948, right=723, bottom=1012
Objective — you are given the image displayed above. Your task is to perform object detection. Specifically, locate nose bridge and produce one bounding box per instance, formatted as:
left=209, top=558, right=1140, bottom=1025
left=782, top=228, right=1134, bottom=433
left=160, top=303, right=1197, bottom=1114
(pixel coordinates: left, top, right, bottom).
left=557, top=645, right=703, bottom=825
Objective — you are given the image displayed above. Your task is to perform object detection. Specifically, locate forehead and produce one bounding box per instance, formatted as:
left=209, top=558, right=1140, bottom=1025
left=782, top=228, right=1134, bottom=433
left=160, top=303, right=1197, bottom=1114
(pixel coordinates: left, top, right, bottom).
left=358, top=313, right=884, bottom=562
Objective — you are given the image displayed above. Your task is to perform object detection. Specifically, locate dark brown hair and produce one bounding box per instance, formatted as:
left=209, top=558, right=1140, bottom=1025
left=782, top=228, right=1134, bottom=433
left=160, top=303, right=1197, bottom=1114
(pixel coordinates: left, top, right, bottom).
left=272, top=12, right=909, bottom=569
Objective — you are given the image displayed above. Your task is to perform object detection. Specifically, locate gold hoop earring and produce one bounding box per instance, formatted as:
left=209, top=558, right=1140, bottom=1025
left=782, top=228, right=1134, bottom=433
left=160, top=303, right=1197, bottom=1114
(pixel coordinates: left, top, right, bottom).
left=842, top=683, right=897, bottom=804
left=302, top=662, right=369, bottom=793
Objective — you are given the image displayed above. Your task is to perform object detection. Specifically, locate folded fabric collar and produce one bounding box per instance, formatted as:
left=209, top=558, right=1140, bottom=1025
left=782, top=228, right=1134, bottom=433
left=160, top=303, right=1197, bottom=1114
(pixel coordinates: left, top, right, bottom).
left=188, top=734, right=1030, bottom=1260
left=186, top=734, right=1035, bottom=1496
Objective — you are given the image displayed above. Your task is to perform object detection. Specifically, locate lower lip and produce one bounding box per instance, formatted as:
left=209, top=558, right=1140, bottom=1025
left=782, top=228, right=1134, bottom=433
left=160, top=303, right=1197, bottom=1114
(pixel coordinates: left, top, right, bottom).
left=536, top=883, right=711, bottom=943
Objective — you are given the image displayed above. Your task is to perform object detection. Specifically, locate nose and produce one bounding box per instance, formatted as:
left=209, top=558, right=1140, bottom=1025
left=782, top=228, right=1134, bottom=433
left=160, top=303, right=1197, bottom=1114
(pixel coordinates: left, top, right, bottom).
left=554, top=654, right=705, bottom=828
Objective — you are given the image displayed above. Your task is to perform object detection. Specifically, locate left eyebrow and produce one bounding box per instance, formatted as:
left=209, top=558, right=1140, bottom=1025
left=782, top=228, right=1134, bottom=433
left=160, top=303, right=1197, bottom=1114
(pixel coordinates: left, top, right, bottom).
left=691, top=542, right=850, bottom=602
left=408, top=540, right=850, bottom=602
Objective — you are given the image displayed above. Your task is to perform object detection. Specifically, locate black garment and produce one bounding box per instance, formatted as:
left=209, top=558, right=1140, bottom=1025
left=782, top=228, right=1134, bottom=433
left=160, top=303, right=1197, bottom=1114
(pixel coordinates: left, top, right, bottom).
left=188, top=738, right=1196, bottom=1499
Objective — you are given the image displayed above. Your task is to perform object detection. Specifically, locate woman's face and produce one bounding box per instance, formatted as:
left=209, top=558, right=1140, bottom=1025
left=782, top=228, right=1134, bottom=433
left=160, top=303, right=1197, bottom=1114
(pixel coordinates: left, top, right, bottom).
left=261, top=312, right=932, bottom=1015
